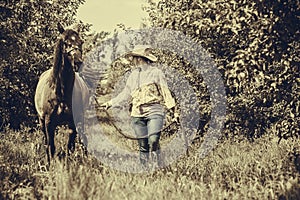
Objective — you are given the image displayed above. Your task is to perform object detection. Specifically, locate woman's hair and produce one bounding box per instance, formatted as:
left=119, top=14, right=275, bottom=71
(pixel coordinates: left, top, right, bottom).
left=133, top=55, right=153, bottom=64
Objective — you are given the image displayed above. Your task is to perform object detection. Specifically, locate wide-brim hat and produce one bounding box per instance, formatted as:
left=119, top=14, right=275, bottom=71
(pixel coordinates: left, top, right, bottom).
left=126, top=46, right=158, bottom=62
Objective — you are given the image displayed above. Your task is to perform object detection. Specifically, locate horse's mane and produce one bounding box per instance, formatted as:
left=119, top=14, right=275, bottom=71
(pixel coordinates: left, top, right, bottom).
left=49, top=29, right=78, bottom=100
left=52, top=29, right=77, bottom=80
left=53, top=38, right=64, bottom=80
left=52, top=34, right=76, bottom=101
left=49, top=37, right=63, bottom=97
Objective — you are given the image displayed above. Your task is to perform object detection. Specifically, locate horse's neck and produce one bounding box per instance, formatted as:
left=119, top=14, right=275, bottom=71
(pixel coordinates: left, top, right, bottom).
left=52, top=55, right=75, bottom=102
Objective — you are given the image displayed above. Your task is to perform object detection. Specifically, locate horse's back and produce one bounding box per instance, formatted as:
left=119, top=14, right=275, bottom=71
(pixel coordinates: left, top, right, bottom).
left=34, top=69, right=53, bottom=118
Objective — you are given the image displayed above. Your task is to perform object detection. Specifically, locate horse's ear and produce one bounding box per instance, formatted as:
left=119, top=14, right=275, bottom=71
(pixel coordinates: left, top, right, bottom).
left=57, top=23, right=65, bottom=34
left=74, top=23, right=81, bottom=33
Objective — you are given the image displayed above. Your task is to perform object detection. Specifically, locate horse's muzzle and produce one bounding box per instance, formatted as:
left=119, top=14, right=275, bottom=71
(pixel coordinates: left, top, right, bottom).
left=73, top=49, right=83, bottom=65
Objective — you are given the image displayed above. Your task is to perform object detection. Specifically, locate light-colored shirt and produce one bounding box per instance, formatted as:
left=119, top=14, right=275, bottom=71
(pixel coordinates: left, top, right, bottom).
left=111, top=65, right=175, bottom=117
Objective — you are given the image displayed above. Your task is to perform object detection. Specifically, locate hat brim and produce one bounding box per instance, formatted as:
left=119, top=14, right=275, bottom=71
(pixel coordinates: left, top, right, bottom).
left=126, top=49, right=158, bottom=62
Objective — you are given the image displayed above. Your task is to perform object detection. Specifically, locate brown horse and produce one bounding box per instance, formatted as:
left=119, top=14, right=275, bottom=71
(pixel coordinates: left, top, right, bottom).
left=34, top=23, right=89, bottom=164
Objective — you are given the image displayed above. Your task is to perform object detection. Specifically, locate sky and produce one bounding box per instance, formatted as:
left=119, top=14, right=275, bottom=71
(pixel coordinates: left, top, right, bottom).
left=77, top=0, right=149, bottom=33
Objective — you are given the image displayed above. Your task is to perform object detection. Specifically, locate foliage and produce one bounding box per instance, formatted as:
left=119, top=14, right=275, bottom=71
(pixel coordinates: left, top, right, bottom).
left=0, top=0, right=86, bottom=129
left=0, top=1, right=299, bottom=198
left=0, top=127, right=300, bottom=199
left=144, top=0, right=300, bottom=140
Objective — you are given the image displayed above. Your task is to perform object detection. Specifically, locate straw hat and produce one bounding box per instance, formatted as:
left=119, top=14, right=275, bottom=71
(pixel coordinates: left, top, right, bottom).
left=126, top=46, right=158, bottom=62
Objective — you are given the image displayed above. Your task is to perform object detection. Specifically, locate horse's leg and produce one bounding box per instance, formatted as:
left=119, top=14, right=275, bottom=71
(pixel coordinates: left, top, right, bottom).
left=67, top=122, right=77, bottom=154
left=78, top=119, right=88, bottom=155
left=39, top=117, right=47, bottom=145
left=40, top=117, right=51, bottom=165
left=45, top=117, right=56, bottom=162
left=73, top=109, right=88, bottom=155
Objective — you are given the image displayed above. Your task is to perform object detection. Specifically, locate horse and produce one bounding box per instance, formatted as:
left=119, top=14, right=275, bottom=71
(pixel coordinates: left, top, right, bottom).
left=34, top=23, right=89, bottom=164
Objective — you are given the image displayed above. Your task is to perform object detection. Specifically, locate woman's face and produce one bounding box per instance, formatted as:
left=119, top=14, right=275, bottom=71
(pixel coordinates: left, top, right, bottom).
left=131, top=56, right=147, bottom=66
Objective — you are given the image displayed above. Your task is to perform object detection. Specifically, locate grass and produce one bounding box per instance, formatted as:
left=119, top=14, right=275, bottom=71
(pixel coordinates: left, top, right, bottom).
left=0, top=125, right=299, bottom=200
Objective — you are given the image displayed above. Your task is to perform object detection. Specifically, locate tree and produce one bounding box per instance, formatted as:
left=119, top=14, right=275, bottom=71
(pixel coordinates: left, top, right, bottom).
left=145, top=0, right=300, bottom=139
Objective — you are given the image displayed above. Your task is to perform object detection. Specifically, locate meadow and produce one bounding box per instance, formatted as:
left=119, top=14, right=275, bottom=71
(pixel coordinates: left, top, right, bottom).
left=1, top=125, right=299, bottom=200
left=1, top=1, right=299, bottom=199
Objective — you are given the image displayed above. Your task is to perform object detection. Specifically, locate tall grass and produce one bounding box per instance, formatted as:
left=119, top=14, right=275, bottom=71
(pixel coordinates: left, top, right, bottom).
left=0, top=126, right=299, bottom=199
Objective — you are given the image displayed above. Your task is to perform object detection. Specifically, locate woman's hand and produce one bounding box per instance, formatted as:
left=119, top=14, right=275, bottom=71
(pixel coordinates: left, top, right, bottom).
left=170, top=107, right=179, bottom=123
left=173, top=112, right=179, bottom=123
left=100, top=100, right=112, bottom=110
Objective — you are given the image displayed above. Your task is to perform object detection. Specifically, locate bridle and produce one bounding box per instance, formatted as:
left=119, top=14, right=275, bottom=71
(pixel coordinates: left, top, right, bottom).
left=64, top=41, right=82, bottom=55
left=62, top=38, right=83, bottom=71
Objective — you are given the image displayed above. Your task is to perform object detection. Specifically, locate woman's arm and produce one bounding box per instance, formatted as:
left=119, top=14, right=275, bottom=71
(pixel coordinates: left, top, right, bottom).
left=157, top=69, right=176, bottom=109
left=110, top=74, right=133, bottom=107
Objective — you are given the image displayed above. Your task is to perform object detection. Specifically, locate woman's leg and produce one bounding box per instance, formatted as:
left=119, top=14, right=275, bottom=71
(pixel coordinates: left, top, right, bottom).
left=131, top=117, right=149, bottom=165
left=147, top=114, right=164, bottom=166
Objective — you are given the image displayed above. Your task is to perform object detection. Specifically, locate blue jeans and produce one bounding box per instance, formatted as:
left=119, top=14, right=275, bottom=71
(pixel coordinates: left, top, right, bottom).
left=131, top=114, right=164, bottom=165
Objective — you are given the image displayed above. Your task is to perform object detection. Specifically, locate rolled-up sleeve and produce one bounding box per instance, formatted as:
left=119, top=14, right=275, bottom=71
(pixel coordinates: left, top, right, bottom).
left=157, top=69, right=176, bottom=109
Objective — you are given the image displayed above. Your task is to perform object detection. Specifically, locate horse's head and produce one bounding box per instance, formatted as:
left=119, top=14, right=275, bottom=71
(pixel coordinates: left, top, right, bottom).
left=58, top=23, right=83, bottom=72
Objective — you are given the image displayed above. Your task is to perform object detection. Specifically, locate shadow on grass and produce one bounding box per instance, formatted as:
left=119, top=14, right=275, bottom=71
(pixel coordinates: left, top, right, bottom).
left=279, top=182, right=300, bottom=200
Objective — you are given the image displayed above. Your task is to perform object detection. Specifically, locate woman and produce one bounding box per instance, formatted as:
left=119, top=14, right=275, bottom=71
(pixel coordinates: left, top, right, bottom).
left=102, top=47, right=177, bottom=167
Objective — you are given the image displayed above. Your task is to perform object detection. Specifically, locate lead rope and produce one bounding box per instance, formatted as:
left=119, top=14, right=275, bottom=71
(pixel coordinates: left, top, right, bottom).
left=93, top=96, right=177, bottom=140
